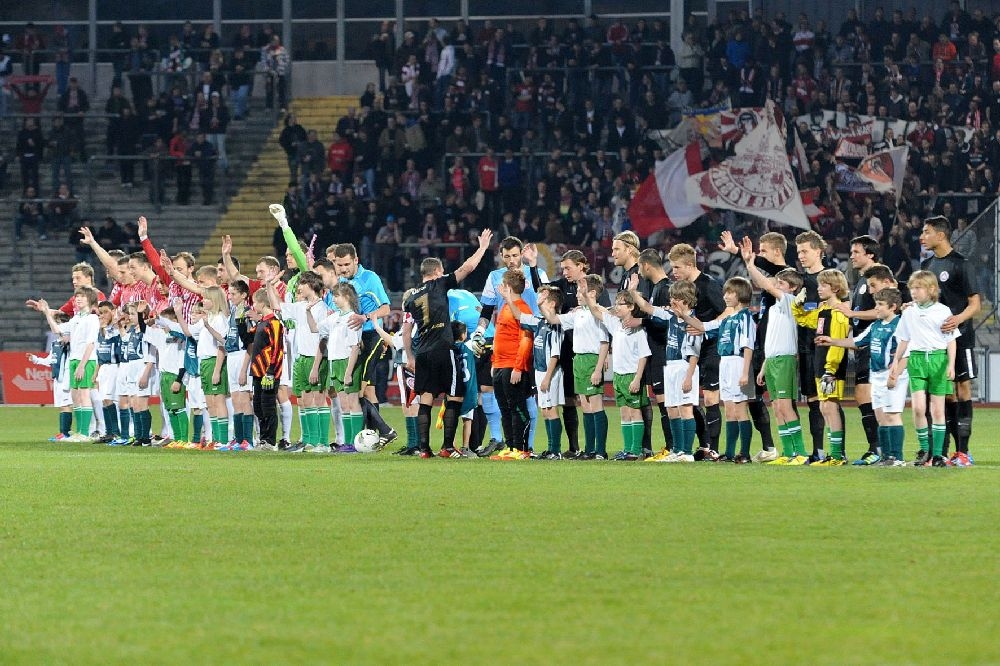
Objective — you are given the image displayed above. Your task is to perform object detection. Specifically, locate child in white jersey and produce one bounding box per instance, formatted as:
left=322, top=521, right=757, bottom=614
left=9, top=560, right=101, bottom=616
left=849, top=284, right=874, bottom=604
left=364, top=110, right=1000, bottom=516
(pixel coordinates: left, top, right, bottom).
left=317, top=283, right=364, bottom=451
left=889, top=271, right=959, bottom=467
left=579, top=282, right=650, bottom=460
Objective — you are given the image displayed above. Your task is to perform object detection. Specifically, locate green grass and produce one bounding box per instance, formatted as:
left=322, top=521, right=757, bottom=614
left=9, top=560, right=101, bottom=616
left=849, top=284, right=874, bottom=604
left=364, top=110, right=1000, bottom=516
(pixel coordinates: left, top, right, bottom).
left=1, top=405, right=998, bottom=664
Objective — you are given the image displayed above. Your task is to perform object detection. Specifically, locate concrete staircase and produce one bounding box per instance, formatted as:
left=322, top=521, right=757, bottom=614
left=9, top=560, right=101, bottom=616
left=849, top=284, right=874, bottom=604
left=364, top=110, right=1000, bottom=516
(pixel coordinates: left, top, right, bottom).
left=196, top=96, right=356, bottom=264
left=0, top=98, right=278, bottom=351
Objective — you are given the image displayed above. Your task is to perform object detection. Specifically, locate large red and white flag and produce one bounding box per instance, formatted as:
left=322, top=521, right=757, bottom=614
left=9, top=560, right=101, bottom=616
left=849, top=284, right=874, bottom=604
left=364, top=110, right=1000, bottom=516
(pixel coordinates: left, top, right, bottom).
left=627, top=142, right=706, bottom=237
left=685, top=101, right=811, bottom=230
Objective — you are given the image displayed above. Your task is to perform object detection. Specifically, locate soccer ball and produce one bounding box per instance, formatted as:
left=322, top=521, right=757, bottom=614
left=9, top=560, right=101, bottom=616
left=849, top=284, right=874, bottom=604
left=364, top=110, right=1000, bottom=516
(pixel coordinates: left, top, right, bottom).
left=353, top=429, right=381, bottom=453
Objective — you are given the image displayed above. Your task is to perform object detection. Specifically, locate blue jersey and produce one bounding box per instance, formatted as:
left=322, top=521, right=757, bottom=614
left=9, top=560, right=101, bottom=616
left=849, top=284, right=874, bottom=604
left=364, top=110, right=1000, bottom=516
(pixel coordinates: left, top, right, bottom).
left=342, top=264, right=390, bottom=332
left=457, top=343, right=478, bottom=414
left=713, top=307, right=756, bottom=358
left=655, top=310, right=702, bottom=362
left=96, top=326, right=120, bottom=365
left=184, top=336, right=200, bottom=376
left=123, top=325, right=148, bottom=362
left=224, top=307, right=243, bottom=353
left=479, top=265, right=548, bottom=323
left=523, top=317, right=563, bottom=373
left=51, top=338, right=68, bottom=380
left=449, top=289, right=494, bottom=338
left=854, top=316, right=900, bottom=373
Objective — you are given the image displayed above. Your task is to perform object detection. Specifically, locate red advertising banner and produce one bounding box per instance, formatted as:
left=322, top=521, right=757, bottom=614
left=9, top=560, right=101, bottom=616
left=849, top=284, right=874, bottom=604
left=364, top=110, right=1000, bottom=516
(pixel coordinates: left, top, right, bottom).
left=0, top=351, right=55, bottom=405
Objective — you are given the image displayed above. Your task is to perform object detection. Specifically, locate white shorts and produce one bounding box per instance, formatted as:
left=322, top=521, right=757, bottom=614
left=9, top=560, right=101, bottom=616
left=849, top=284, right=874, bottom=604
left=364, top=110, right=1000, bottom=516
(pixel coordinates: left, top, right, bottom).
left=53, top=378, right=72, bottom=408
left=663, top=360, right=699, bottom=408
left=719, top=355, right=755, bottom=403
left=97, top=364, right=119, bottom=401
left=115, top=363, right=131, bottom=397
left=871, top=369, right=908, bottom=414
left=125, top=360, right=154, bottom=397
left=461, top=408, right=475, bottom=420
left=185, top=373, right=207, bottom=409
left=227, top=350, right=251, bottom=392
left=534, top=368, right=565, bottom=409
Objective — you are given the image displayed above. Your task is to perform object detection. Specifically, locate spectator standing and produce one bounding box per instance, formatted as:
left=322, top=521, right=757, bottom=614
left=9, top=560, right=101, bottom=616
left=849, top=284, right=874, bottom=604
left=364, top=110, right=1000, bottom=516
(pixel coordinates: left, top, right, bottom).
left=186, top=131, right=218, bottom=205
left=16, top=117, right=43, bottom=191
left=114, top=106, right=142, bottom=188
left=57, top=77, right=90, bottom=161
left=47, top=182, right=80, bottom=232
left=169, top=131, right=192, bottom=205
left=47, top=115, right=76, bottom=192
left=202, top=92, right=230, bottom=172
left=297, top=129, right=326, bottom=188
left=279, top=114, right=307, bottom=179
left=263, top=35, right=290, bottom=112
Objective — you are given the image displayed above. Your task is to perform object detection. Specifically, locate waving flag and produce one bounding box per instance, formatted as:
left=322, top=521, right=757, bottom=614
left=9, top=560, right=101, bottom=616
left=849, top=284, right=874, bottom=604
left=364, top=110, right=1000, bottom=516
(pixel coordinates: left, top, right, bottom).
left=627, top=142, right=706, bottom=237
left=685, top=101, right=811, bottom=230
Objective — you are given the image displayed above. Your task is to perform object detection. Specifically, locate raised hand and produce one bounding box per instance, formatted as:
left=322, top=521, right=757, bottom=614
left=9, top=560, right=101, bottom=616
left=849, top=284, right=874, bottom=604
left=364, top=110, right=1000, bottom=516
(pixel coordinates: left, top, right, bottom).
left=221, top=234, right=233, bottom=255
left=739, top=236, right=755, bottom=262
left=626, top=272, right=639, bottom=292
left=269, top=203, right=288, bottom=228
left=79, top=225, right=95, bottom=245
left=521, top=242, right=537, bottom=266
left=719, top=230, right=738, bottom=254
left=137, top=215, right=148, bottom=237
left=477, top=228, right=494, bottom=250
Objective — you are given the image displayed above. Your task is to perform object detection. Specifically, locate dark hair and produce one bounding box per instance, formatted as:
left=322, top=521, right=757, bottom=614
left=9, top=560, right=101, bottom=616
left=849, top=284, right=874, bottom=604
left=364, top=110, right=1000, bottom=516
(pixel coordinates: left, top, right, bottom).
left=923, top=215, right=951, bottom=235
left=334, top=243, right=358, bottom=259
left=313, top=258, right=335, bottom=271
left=538, top=285, right=564, bottom=309
left=862, top=263, right=896, bottom=284
left=499, top=236, right=523, bottom=252
left=297, top=271, right=325, bottom=296
left=638, top=248, right=662, bottom=268
left=723, top=276, right=753, bottom=305
left=230, top=279, right=250, bottom=297
left=873, top=287, right=902, bottom=310
left=451, top=320, right=467, bottom=340
left=850, top=234, right=880, bottom=259
left=218, top=255, right=241, bottom=271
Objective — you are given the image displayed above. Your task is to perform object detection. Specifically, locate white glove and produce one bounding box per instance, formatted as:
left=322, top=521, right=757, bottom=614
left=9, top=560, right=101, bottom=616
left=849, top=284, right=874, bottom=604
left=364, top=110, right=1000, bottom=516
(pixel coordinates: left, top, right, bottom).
left=269, top=203, right=288, bottom=228
left=820, top=374, right=836, bottom=395
left=467, top=331, right=487, bottom=358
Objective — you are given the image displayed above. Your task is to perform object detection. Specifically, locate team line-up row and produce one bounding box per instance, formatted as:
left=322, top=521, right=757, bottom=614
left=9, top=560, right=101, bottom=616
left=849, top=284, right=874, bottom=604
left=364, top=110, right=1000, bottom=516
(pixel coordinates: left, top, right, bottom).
left=27, top=206, right=980, bottom=467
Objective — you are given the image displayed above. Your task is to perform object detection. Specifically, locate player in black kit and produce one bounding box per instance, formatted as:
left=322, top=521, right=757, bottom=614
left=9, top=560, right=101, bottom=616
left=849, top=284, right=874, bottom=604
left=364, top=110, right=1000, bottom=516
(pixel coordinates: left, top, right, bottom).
left=919, top=216, right=981, bottom=464
left=403, top=230, right=493, bottom=458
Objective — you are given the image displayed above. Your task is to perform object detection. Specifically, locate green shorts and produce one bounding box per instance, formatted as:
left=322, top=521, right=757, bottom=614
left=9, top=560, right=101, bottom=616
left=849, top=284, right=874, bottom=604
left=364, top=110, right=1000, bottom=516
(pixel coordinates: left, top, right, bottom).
left=764, top=355, right=798, bottom=400
left=199, top=357, right=229, bottom=396
left=613, top=372, right=649, bottom=408
left=160, top=371, right=187, bottom=411
left=293, top=355, right=328, bottom=395
left=68, top=359, right=97, bottom=390
left=330, top=358, right=362, bottom=394
left=573, top=353, right=603, bottom=397
left=907, top=350, right=953, bottom=396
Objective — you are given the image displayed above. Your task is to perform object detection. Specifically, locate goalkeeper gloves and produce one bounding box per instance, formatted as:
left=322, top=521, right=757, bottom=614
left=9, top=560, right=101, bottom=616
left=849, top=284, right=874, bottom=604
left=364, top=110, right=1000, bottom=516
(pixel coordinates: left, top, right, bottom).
left=261, top=373, right=275, bottom=390
left=269, top=203, right=288, bottom=229
left=820, top=374, right=836, bottom=395
left=467, top=330, right=487, bottom=358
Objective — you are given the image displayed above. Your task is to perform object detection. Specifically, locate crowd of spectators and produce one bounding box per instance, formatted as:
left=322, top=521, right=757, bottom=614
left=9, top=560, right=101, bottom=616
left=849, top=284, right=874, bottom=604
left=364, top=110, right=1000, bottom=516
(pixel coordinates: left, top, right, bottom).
left=4, top=20, right=292, bottom=243
left=263, top=6, right=996, bottom=297
left=3, top=9, right=998, bottom=301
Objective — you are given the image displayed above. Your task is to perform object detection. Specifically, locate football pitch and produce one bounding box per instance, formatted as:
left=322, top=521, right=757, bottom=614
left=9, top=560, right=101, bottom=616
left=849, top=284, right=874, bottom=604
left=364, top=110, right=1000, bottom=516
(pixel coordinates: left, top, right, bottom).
left=1, top=405, right=998, bottom=664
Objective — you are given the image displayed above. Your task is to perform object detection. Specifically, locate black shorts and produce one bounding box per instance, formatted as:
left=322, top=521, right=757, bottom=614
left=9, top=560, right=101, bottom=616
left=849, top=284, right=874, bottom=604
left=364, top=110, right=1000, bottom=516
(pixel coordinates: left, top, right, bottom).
left=853, top=346, right=871, bottom=386
left=699, top=342, right=720, bottom=392
left=954, top=342, right=978, bottom=382
left=645, top=346, right=666, bottom=396
left=359, top=329, right=387, bottom=385
left=560, top=334, right=575, bottom=400
left=798, top=349, right=817, bottom=398
left=491, top=367, right=532, bottom=409
left=475, top=343, right=494, bottom=388
left=414, top=347, right=464, bottom=398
